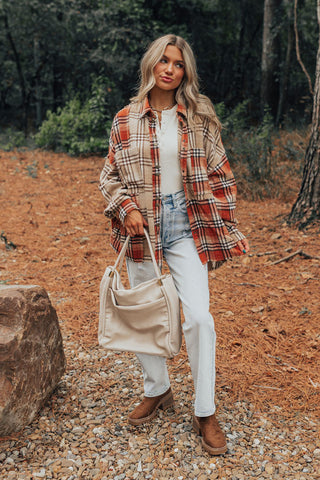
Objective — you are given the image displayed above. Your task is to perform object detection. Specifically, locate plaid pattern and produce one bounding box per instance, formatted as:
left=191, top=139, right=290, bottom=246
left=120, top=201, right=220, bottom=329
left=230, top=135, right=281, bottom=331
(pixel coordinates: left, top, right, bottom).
left=99, top=97, right=246, bottom=270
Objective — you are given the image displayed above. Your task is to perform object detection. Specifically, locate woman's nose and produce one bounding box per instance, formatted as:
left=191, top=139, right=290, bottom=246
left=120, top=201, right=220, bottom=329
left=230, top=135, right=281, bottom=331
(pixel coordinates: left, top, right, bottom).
left=165, top=62, right=174, bottom=74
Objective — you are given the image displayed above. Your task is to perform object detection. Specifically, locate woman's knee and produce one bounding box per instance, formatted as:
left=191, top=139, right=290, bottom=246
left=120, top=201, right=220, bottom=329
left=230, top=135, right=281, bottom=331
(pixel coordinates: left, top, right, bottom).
left=183, top=310, right=215, bottom=331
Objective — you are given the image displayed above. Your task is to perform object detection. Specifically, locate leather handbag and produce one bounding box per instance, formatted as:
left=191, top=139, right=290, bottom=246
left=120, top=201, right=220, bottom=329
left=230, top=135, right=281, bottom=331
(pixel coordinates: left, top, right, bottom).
left=98, top=229, right=182, bottom=358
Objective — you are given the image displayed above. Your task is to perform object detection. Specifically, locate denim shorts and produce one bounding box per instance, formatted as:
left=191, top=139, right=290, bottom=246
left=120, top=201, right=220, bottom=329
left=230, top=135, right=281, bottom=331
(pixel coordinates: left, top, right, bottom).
left=160, top=190, right=193, bottom=249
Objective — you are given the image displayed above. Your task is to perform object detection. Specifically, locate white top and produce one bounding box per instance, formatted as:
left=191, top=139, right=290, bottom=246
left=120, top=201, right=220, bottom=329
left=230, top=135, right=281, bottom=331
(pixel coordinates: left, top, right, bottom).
left=155, top=105, right=183, bottom=195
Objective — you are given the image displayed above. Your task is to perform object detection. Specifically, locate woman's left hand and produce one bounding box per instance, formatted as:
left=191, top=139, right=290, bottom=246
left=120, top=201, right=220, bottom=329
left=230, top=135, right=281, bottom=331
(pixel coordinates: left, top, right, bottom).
left=237, top=238, right=250, bottom=254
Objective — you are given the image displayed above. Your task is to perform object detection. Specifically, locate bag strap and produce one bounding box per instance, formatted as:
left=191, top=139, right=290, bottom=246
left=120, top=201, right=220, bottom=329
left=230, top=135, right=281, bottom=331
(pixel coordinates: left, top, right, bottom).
left=109, top=229, right=162, bottom=280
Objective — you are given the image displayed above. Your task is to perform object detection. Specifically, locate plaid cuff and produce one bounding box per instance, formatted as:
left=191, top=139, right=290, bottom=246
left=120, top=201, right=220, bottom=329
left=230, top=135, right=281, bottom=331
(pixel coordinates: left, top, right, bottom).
left=118, top=198, right=139, bottom=223
left=225, top=221, right=246, bottom=242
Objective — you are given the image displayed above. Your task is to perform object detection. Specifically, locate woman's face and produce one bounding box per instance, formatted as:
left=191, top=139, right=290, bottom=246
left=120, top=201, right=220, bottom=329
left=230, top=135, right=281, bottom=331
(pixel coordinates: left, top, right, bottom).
left=153, top=45, right=185, bottom=92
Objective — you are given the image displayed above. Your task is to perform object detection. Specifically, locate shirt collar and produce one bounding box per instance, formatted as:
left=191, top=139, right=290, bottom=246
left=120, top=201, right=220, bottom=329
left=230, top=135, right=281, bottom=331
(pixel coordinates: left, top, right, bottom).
left=176, top=103, right=187, bottom=119
left=139, top=96, right=187, bottom=120
left=139, top=97, right=153, bottom=118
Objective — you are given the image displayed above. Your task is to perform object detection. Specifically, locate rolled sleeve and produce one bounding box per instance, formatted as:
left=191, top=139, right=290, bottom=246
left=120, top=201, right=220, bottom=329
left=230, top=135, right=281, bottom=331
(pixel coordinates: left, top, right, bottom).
left=224, top=220, right=246, bottom=242
left=118, top=198, right=139, bottom=223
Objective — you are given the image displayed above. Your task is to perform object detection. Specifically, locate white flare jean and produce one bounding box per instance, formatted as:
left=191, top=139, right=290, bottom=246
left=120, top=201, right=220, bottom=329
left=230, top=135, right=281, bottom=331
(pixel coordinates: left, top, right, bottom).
left=126, top=190, right=216, bottom=417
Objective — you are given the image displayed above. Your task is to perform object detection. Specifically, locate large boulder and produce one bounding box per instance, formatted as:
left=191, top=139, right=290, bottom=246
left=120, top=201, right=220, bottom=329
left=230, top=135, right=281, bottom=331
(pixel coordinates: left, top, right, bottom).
left=0, top=285, right=66, bottom=436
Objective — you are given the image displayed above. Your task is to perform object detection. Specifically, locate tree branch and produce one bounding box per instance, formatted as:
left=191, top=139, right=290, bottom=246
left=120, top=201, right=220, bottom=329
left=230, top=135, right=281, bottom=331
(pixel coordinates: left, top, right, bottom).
left=294, top=0, right=314, bottom=96
left=270, top=249, right=320, bottom=265
left=3, top=12, right=26, bottom=105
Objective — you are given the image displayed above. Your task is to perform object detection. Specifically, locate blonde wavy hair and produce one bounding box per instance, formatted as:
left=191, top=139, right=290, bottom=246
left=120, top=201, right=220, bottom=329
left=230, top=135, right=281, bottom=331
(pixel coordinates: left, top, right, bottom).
left=131, top=34, right=221, bottom=130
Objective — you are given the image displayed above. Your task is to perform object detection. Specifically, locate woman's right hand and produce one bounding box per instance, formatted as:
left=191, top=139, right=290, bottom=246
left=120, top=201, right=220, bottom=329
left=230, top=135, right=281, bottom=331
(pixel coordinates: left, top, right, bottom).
left=124, top=209, right=148, bottom=236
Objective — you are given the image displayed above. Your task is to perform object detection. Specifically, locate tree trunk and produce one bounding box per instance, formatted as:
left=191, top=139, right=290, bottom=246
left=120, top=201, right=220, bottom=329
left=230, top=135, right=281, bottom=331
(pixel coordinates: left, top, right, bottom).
left=34, top=36, right=42, bottom=127
left=288, top=1, right=320, bottom=228
left=52, top=56, right=64, bottom=112
left=3, top=12, right=28, bottom=133
left=276, top=0, right=294, bottom=125
left=260, top=0, right=282, bottom=118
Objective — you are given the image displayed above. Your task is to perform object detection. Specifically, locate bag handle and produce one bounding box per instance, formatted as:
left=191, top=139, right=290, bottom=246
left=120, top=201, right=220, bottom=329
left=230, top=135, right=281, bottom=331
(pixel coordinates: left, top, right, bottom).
left=109, top=229, right=162, bottom=280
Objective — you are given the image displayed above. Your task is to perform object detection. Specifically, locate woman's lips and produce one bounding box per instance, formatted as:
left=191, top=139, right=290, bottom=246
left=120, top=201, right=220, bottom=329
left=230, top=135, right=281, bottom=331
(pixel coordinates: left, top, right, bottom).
left=161, top=76, right=173, bottom=83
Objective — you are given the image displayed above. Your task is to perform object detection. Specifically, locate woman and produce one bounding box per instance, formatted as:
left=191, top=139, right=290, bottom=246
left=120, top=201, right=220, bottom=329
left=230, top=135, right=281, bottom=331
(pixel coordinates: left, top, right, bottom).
left=99, top=34, right=249, bottom=456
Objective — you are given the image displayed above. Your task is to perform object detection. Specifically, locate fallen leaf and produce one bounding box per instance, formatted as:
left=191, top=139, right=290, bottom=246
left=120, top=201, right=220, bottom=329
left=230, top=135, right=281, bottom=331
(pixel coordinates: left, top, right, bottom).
left=251, top=306, right=264, bottom=313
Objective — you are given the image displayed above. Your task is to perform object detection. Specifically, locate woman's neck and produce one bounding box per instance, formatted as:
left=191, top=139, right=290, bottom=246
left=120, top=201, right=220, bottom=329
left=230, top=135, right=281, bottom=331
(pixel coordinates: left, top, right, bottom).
left=149, top=87, right=176, bottom=112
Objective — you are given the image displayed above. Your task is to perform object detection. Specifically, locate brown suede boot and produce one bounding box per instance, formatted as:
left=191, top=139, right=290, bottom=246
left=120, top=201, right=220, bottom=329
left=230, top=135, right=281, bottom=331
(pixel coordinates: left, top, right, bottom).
left=193, top=414, right=227, bottom=455
left=128, top=387, right=174, bottom=426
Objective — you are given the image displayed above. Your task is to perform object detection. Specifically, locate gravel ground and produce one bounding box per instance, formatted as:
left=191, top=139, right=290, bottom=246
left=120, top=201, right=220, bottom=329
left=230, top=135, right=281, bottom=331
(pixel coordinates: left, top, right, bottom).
left=1, top=337, right=319, bottom=480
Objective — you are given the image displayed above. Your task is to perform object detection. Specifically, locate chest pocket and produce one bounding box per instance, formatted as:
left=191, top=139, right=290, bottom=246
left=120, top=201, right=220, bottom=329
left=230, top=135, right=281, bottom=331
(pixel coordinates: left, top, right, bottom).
left=186, top=148, right=212, bottom=199
left=114, top=147, right=143, bottom=190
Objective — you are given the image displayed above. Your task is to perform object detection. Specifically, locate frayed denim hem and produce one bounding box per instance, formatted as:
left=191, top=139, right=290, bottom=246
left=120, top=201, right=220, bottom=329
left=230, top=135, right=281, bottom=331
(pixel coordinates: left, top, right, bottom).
left=194, top=407, right=216, bottom=417
left=145, top=384, right=171, bottom=398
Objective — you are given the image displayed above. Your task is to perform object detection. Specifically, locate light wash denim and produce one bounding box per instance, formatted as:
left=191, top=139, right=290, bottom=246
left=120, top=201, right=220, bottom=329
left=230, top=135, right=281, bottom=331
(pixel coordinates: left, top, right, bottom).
left=126, top=190, right=216, bottom=416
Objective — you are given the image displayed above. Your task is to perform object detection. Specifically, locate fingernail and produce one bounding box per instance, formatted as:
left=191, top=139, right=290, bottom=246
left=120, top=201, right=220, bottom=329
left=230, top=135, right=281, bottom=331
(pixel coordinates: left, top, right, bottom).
left=243, top=249, right=246, bottom=253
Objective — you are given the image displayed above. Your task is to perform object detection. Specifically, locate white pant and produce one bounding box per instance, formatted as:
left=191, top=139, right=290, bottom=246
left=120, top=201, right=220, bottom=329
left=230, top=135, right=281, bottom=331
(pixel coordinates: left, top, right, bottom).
left=126, top=191, right=216, bottom=417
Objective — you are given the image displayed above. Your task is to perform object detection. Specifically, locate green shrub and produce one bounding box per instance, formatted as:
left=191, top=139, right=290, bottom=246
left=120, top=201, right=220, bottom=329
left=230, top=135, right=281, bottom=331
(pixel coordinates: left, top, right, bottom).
left=216, top=100, right=250, bottom=133
left=217, top=102, right=281, bottom=198
left=0, top=128, right=26, bottom=151
left=228, top=109, right=274, bottom=182
left=35, top=77, right=114, bottom=155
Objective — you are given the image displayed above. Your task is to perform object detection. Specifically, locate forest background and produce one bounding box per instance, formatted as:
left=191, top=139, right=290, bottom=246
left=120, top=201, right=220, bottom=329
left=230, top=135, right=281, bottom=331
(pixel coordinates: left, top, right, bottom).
left=0, top=0, right=318, bottom=182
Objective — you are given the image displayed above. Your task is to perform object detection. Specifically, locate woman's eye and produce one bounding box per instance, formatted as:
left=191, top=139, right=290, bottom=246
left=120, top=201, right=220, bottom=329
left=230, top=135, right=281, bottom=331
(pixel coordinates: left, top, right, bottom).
left=176, top=63, right=184, bottom=69
left=160, top=58, right=167, bottom=64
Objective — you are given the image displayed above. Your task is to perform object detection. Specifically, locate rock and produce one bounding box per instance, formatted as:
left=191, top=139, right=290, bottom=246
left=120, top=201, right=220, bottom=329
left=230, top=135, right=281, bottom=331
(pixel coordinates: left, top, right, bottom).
left=0, top=285, right=65, bottom=435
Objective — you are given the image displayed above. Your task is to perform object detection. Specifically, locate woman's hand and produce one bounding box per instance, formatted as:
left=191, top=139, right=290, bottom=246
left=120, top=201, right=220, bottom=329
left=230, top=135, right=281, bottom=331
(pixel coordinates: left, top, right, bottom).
left=237, top=238, right=250, bottom=254
left=124, top=209, right=148, bottom=236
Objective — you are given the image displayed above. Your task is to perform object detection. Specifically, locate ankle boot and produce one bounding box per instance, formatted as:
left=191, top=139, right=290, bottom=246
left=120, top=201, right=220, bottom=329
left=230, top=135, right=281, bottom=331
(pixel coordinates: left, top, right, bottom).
left=128, top=387, right=174, bottom=426
left=193, top=414, right=227, bottom=455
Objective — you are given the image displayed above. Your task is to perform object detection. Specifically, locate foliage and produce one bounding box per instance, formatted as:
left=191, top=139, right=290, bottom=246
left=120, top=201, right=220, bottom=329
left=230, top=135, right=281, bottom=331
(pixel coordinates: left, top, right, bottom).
left=0, top=0, right=318, bottom=132
left=241, top=109, right=274, bottom=183
left=219, top=103, right=281, bottom=198
left=35, top=77, right=113, bottom=155
left=216, top=100, right=251, bottom=132
left=0, top=128, right=26, bottom=151
left=217, top=100, right=307, bottom=199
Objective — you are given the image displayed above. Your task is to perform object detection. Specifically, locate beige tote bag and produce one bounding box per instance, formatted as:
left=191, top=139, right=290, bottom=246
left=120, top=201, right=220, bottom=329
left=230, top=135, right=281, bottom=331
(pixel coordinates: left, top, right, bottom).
left=99, top=229, right=182, bottom=357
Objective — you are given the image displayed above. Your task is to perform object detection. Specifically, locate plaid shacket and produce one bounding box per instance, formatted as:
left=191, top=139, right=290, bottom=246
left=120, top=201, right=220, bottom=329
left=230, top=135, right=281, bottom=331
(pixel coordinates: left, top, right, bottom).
left=99, top=97, right=246, bottom=270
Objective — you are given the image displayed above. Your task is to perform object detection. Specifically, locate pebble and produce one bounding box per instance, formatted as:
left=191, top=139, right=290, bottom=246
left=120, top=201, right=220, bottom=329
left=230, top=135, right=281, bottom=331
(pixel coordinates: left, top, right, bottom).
left=33, top=469, right=46, bottom=478
left=0, top=341, right=319, bottom=479
left=264, top=463, right=274, bottom=474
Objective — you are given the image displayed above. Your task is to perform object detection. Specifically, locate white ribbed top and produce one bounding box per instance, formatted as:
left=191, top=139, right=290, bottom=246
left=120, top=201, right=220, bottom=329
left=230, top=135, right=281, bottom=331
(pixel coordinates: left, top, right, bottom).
left=155, top=105, right=183, bottom=195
